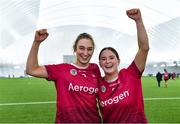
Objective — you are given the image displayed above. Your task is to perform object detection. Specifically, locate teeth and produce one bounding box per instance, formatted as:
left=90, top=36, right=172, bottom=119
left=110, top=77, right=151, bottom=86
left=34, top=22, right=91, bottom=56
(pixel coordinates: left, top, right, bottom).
left=106, top=64, right=112, bottom=67
left=105, top=65, right=113, bottom=68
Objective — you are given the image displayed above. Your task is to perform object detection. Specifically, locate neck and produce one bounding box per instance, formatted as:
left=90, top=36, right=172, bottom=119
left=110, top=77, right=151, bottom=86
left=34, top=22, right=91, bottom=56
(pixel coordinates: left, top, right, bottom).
left=74, top=62, right=89, bottom=69
left=105, top=71, right=118, bottom=83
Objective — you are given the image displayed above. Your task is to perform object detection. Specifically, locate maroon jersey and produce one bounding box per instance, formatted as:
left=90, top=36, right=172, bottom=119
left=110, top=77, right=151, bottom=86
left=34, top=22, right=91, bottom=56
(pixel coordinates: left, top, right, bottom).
left=98, top=61, right=147, bottom=123
left=164, top=72, right=169, bottom=80
left=45, top=63, right=101, bottom=123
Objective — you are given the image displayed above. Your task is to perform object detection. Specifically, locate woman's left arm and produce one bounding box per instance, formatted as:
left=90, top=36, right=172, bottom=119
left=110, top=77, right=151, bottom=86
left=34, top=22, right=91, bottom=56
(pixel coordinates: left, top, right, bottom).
left=127, top=8, right=149, bottom=72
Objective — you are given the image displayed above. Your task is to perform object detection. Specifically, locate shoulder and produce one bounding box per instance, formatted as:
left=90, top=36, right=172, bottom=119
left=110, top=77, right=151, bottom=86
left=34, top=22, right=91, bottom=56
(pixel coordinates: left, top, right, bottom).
left=127, top=61, right=142, bottom=75
left=89, top=63, right=99, bottom=67
left=45, top=63, right=72, bottom=69
left=89, top=63, right=100, bottom=69
left=118, top=68, right=127, bottom=78
left=118, top=61, right=141, bottom=79
left=98, top=77, right=107, bottom=86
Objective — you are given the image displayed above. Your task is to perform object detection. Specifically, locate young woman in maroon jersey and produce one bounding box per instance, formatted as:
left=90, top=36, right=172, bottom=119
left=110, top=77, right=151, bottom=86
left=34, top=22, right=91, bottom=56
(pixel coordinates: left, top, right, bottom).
left=26, top=30, right=101, bottom=123
left=163, top=69, right=169, bottom=88
left=98, top=8, right=149, bottom=123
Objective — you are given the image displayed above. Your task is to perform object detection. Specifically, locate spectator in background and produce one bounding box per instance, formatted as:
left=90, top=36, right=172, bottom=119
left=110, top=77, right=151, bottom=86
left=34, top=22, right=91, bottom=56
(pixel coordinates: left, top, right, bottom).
left=177, top=73, right=179, bottom=79
left=156, top=72, right=162, bottom=87
left=164, top=69, right=169, bottom=88
left=172, top=72, right=176, bottom=80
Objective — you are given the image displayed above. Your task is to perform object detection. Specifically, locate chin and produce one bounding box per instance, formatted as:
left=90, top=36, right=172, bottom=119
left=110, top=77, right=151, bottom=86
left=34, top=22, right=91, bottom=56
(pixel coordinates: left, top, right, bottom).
left=104, top=70, right=113, bottom=75
left=81, top=59, right=90, bottom=64
left=81, top=61, right=89, bottom=66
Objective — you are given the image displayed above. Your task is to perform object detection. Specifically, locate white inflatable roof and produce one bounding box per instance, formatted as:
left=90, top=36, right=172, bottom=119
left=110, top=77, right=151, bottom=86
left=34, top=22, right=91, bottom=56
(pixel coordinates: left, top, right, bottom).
left=0, top=0, right=180, bottom=66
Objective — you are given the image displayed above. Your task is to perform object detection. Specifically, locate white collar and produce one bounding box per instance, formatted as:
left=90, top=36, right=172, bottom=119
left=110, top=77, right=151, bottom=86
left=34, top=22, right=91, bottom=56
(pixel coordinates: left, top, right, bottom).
left=71, top=63, right=89, bottom=69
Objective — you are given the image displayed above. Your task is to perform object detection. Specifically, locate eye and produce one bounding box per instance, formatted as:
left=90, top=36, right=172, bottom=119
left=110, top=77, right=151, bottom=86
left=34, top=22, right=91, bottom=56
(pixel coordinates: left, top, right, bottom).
left=110, top=56, right=114, bottom=60
left=109, top=55, right=116, bottom=60
left=79, top=47, right=85, bottom=50
left=100, top=57, right=106, bottom=61
left=87, top=47, right=93, bottom=51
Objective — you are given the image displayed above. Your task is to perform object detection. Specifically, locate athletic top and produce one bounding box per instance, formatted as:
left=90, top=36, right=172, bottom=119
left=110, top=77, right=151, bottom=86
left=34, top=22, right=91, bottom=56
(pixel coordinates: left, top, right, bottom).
left=98, top=61, right=147, bottom=123
left=164, top=72, right=169, bottom=80
left=45, top=63, right=101, bottom=123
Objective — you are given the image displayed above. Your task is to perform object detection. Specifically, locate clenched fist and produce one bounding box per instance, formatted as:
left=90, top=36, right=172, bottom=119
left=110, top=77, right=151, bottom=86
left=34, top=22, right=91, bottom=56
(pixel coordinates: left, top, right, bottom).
left=34, top=29, right=49, bottom=43
left=126, top=8, right=142, bottom=22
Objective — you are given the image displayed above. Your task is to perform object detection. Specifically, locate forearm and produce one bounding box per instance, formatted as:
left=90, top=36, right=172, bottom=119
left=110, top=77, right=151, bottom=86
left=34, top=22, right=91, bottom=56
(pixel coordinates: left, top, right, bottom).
left=134, top=18, right=149, bottom=72
left=136, top=19, right=149, bottom=51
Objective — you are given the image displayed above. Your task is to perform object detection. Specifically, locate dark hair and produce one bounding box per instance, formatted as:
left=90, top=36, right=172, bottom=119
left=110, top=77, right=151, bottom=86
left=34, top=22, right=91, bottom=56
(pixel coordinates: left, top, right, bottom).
left=73, top=33, right=95, bottom=52
left=99, top=47, right=120, bottom=61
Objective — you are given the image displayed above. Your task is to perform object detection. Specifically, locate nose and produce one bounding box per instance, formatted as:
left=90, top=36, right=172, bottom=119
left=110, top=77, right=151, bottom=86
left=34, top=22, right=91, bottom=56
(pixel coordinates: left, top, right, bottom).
left=105, top=58, right=111, bottom=63
left=83, top=49, right=88, bottom=56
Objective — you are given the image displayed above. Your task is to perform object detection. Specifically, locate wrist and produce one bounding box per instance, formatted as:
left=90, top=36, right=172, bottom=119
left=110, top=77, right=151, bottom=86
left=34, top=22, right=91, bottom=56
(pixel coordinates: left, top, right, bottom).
left=33, top=41, right=41, bottom=46
left=135, top=18, right=144, bottom=26
left=33, top=40, right=41, bottom=43
left=135, top=18, right=143, bottom=23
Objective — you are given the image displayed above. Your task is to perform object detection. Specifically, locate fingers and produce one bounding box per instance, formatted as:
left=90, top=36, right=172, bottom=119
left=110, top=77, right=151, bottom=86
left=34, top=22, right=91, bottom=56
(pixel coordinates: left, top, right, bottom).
left=126, top=8, right=140, bottom=15
left=34, top=29, right=49, bottom=42
left=36, top=29, right=48, bottom=35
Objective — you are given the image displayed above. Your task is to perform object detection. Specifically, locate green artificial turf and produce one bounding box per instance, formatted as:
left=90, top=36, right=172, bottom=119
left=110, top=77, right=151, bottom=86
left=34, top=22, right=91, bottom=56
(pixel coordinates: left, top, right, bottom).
left=0, top=77, right=180, bottom=123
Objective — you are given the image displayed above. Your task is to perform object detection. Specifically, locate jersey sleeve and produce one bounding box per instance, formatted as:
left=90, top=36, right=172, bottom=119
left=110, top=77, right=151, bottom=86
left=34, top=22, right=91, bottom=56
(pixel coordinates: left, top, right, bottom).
left=127, top=61, right=142, bottom=79
left=92, top=63, right=102, bottom=82
left=45, top=64, right=60, bottom=81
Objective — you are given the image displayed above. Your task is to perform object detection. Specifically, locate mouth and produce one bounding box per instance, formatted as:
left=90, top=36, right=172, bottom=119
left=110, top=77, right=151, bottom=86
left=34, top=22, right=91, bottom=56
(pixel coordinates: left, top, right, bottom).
left=79, top=56, right=91, bottom=63
left=81, top=57, right=89, bottom=61
left=80, top=55, right=91, bottom=60
left=104, top=64, right=113, bottom=69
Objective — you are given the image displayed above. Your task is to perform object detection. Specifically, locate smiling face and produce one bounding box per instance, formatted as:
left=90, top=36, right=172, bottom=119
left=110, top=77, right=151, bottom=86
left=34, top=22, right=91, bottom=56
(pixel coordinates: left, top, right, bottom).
left=99, top=48, right=120, bottom=76
left=73, top=33, right=95, bottom=67
left=75, top=38, right=94, bottom=67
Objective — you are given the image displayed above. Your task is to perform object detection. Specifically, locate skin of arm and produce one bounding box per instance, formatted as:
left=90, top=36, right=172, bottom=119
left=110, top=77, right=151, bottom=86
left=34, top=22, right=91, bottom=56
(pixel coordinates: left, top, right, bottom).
left=126, top=8, right=149, bottom=72
left=26, top=29, right=49, bottom=78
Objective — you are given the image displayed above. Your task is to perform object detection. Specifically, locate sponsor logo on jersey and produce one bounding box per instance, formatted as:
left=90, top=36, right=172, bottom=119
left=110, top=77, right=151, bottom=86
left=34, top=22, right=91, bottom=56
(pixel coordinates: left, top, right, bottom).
left=70, top=69, right=77, bottom=76
left=68, top=83, right=98, bottom=94
left=100, top=90, right=129, bottom=107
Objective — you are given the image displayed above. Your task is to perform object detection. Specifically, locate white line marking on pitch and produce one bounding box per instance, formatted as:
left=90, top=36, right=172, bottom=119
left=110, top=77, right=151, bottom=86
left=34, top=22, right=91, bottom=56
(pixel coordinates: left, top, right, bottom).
left=144, top=97, right=180, bottom=101
left=0, top=101, right=55, bottom=106
left=0, top=97, right=180, bottom=106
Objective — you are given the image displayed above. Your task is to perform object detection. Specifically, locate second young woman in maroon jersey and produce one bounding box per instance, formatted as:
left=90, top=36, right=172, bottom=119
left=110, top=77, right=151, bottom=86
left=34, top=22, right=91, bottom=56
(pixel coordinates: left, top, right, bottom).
left=98, top=8, right=149, bottom=123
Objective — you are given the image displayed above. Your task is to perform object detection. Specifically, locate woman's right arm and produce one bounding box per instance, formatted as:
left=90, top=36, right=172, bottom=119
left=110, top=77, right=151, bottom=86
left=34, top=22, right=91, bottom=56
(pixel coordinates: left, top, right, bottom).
left=26, top=29, right=49, bottom=78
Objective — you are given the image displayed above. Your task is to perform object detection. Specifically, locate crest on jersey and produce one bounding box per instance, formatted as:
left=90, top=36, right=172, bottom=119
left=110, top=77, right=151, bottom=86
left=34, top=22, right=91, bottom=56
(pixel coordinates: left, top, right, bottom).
left=101, top=85, right=106, bottom=93
left=70, top=69, right=77, bottom=76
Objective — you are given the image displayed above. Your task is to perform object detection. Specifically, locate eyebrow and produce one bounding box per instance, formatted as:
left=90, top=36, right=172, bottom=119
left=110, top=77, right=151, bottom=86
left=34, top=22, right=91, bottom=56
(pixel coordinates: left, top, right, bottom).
left=78, top=45, right=93, bottom=49
left=100, top=55, right=115, bottom=58
left=100, top=56, right=106, bottom=59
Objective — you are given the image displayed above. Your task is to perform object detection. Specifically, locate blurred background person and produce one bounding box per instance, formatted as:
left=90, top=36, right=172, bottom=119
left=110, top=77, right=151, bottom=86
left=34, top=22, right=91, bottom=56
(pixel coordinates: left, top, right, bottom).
left=163, top=69, right=169, bottom=88
left=156, top=72, right=162, bottom=87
